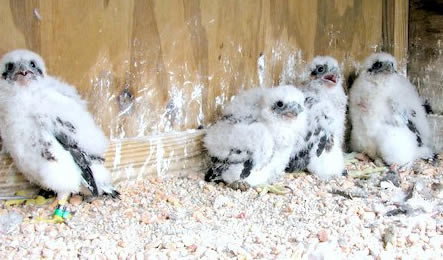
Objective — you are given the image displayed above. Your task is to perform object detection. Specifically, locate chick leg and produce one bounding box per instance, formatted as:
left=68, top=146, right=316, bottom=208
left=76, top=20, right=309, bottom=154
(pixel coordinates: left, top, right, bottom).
left=34, top=193, right=72, bottom=224
left=51, top=193, right=72, bottom=223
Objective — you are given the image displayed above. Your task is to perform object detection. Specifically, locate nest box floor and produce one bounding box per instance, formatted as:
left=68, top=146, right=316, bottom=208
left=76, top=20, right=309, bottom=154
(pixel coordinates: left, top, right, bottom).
left=0, top=154, right=442, bottom=259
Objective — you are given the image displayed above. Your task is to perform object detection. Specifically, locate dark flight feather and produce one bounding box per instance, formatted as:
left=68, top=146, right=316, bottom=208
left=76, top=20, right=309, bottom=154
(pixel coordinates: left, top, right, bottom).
left=406, top=119, right=423, bottom=147
left=55, top=132, right=99, bottom=196
left=240, top=159, right=253, bottom=179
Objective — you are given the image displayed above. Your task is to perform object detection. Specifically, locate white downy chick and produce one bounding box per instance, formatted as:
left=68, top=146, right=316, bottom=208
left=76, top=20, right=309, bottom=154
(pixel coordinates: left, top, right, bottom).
left=287, top=56, right=348, bottom=179
left=204, top=85, right=307, bottom=189
left=349, top=52, right=434, bottom=167
left=0, top=49, right=119, bottom=218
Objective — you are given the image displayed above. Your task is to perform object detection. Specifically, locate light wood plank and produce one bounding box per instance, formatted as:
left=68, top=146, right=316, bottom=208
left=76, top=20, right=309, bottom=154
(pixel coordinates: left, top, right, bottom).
left=0, top=130, right=206, bottom=197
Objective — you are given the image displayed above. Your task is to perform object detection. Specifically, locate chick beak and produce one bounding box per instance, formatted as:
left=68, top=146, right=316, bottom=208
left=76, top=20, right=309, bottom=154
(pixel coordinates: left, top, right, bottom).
left=281, top=103, right=303, bottom=120
left=14, top=66, right=34, bottom=86
left=322, top=73, right=338, bottom=86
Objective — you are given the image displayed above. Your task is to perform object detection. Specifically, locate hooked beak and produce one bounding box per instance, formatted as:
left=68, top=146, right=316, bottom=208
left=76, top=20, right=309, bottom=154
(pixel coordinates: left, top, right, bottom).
left=322, top=73, right=338, bottom=84
left=13, top=65, right=35, bottom=86
left=15, top=65, right=34, bottom=77
left=16, top=70, right=32, bottom=77
left=281, top=103, right=304, bottom=119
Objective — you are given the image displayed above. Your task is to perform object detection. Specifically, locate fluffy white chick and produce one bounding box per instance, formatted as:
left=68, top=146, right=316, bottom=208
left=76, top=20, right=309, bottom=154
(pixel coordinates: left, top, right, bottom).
left=349, top=52, right=434, bottom=167
left=286, top=56, right=348, bottom=179
left=221, top=87, right=264, bottom=124
left=0, top=49, right=118, bottom=222
left=204, top=85, right=307, bottom=190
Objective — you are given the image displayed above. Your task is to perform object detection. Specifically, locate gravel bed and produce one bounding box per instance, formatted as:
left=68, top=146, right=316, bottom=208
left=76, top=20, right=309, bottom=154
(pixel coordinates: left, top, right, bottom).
left=0, top=154, right=442, bottom=259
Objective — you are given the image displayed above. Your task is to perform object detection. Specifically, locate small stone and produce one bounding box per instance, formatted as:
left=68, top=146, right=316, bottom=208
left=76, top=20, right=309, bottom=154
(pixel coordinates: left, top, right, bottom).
left=204, top=249, right=218, bottom=258
left=362, top=212, right=376, bottom=221
left=41, top=248, right=54, bottom=258
left=117, top=240, right=126, bottom=248
left=318, top=229, right=329, bottom=242
left=124, top=208, right=134, bottom=218
left=166, top=196, right=181, bottom=207
left=429, top=235, right=442, bottom=249
left=383, top=226, right=396, bottom=248
left=236, top=212, right=246, bottom=219
left=407, top=233, right=420, bottom=244
left=91, top=199, right=104, bottom=207
left=140, top=213, right=153, bottom=224
left=341, top=180, right=354, bottom=189
left=192, top=211, right=206, bottom=222
left=213, top=195, right=232, bottom=209
left=182, top=236, right=194, bottom=247
left=187, top=244, right=197, bottom=253
left=35, top=223, right=47, bottom=232
left=69, top=195, right=83, bottom=206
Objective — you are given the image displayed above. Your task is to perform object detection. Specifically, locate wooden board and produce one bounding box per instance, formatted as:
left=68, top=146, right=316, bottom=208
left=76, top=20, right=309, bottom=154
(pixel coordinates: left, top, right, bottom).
left=383, top=0, right=409, bottom=71
left=0, top=1, right=412, bottom=195
left=0, top=0, right=408, bottom=137
left=408, top=0, right=443, bottom=114
left=0, top=130, right=206, bottom=197
left=429, top=115, right=443, bottom=153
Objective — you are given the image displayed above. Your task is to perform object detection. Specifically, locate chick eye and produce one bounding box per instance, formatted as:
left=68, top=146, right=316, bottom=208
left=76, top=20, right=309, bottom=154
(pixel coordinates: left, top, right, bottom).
left=276, top=100, right=284, bottom=108
left=6, top=63, right=14, bottom=71
left=372, top=61, right=382, bottom=70
left=30, top=61, right=36, bottom=68
left=317, top=66, right=324, bottom=73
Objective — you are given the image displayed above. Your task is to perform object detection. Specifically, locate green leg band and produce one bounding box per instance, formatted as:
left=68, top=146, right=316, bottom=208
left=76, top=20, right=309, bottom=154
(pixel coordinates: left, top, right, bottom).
left=54, top=205, right=71, bottom=219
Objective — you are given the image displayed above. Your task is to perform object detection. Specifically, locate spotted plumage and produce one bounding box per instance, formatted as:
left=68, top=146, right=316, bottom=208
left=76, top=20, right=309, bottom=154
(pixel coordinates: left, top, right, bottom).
left=286, top=56, right=348, bottom=179
left=204, top=85, right=308, bottom=188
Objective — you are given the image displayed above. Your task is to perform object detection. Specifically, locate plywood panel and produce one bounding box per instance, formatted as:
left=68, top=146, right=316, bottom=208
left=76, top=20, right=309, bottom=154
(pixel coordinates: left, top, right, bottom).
left=0, top=1, right=411, bottom=193
left=408, top=0, right=443, bottom=114
left=429, top=115, right=443, bottom=153
left=0, top=0, right=404, bottom=137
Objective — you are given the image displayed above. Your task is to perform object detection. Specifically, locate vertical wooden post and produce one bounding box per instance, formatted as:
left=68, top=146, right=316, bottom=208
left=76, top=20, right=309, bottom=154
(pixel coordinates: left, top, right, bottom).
left=382, top=0, right=409, bottom=73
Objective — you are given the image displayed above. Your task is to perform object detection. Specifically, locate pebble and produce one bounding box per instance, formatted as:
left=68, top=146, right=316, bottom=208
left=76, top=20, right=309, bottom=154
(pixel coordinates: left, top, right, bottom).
left=317, top=230, right=329, bottom=242
left=0, top=157, right=440, bottom=259
left=41, top=248, right=54, bottom=258
left=69, top=195, right=83, bottom=206
left=362, top=212, right=376, bottom=221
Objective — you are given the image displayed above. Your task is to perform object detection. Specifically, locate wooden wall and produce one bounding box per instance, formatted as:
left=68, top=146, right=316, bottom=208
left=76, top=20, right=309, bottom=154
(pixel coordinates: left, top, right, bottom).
left=0, top=0, right=408, bottom=138
left=0, top=0, right=414, bottom=195
left=409, top=0, right=443, bottom=152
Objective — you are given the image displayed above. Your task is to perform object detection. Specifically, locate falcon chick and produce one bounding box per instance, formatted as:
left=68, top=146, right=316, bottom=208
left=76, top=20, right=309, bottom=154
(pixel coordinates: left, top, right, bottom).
left=0, top=49, right=119, bottom=222
left=204, top=85, right=307, bottom=190
left=221, top=87, right=263, bottom=124
left=286, top=56, right=348, bottom=179
left=349, top=52, right=434, bottom=167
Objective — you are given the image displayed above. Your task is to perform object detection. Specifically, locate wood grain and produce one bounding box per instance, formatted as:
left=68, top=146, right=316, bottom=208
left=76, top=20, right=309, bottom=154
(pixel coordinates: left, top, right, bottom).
left=0, top=0, right=406, bottom=136
left=382, top=0, right=409, bottom=71
left=0, top=130, right=206, bottom=197
left=429, top=115, right=443, bottom=153
left=408, top=0, right=443, bottom=114
left=0, top=1, right=415, bottom=195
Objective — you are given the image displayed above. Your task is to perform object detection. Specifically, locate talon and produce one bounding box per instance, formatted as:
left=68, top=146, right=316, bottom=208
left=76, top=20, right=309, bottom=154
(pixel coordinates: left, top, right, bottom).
left=229, top=181, right=251, bottom=191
